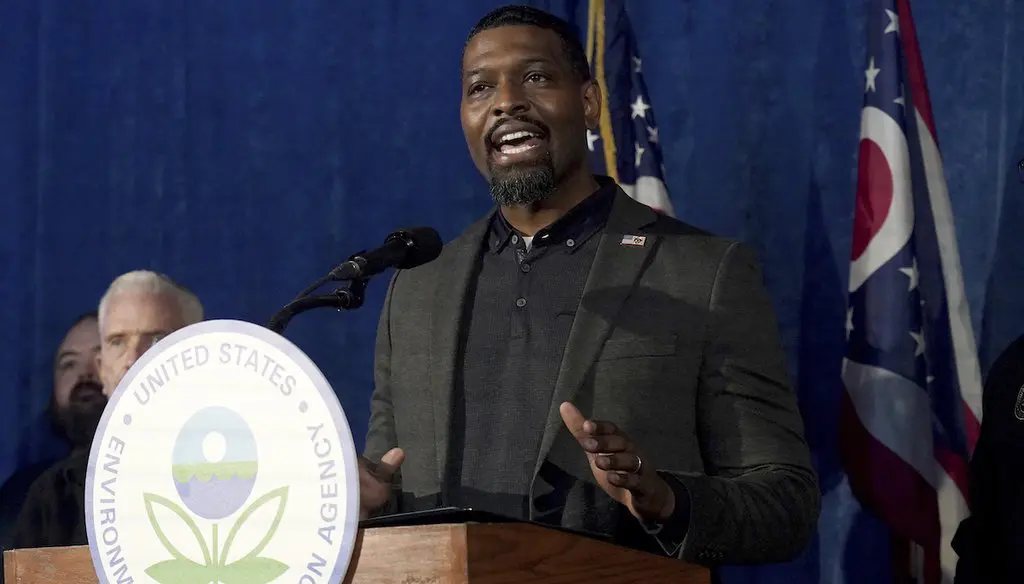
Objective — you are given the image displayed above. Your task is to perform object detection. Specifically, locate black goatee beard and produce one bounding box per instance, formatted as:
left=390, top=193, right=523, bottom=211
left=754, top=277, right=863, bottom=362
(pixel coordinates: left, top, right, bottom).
left=57, top=380, right=108, bottom=448
left=486, top=151, right=557, bottom=208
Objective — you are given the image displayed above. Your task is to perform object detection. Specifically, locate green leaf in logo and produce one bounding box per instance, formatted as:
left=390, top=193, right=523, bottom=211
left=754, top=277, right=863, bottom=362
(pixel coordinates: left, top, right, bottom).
left=218, top=557, right=290, bottom=584
left=219, top=486, right=289, bottom=566
left=145, top=558, right=211, bottom=584
left=142, top=492, right=212, bottom=566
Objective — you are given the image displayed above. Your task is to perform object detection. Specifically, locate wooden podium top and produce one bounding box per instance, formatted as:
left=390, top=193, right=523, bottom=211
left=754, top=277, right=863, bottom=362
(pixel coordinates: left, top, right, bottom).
left=4, top=522, right=710, bottom=584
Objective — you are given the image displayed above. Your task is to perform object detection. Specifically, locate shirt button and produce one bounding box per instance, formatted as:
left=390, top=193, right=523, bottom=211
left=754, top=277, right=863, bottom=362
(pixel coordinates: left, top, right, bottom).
left=515, top=297, right=527, bottom=308
left=566, top=238, right=576, bottom=247
left=521, top=263, right=531, bottom=273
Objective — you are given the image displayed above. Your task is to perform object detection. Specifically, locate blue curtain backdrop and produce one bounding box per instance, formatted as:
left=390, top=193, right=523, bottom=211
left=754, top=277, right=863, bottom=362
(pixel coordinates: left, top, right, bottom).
left=1, top=1, right=1021, bottom=583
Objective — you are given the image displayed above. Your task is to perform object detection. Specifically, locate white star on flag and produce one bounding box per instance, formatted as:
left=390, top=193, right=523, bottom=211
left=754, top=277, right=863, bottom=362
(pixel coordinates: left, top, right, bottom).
left=884, top=9, right=899, bottom=34
left=630, top=95, right=650, bottom=119
left=865, top=57, right=881, bottom=92
left=910, top=331, right=925, bottom=357
left=583, top=0, right=675, bottom=217
left=899, top=258, right=919, bottom=291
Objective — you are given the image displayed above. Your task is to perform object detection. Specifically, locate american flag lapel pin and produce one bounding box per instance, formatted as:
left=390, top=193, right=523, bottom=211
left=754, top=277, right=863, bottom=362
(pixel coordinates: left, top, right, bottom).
left=620, top=234, right=647, bottom=247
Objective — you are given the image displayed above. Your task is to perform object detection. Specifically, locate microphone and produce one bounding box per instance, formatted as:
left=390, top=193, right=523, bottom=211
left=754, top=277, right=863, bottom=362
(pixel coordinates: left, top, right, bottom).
left=267, top=226, right=443, bottom=335
left=328, top=227, right=443, bottom=281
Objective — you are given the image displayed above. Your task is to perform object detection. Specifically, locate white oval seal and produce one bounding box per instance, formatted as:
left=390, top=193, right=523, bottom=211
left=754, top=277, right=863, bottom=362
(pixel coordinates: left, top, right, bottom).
left=85, top=319, right=360, bottom=584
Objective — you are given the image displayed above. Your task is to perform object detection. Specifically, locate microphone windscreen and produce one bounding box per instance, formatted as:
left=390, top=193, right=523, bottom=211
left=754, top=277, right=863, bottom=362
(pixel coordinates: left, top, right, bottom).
left=391, top=227, right=443, bottom=269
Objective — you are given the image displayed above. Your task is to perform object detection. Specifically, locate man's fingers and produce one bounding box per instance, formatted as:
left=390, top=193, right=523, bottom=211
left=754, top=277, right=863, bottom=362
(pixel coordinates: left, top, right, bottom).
left=376, top=447, right=405, bottom=478
left=595, top=453, right=643, bottom=473
left=360, top=447, right=406, bottom=480
left=582, top=419, right=619, bottom=435
left=559, top=402, right=587, bottom=438
left=606, top=470, right=643, bottom=492
left=561, top=402, right=624, bottom=440
left=381, top=447, right=405, bottom=468
left=581, top=434, right=630, bottom=453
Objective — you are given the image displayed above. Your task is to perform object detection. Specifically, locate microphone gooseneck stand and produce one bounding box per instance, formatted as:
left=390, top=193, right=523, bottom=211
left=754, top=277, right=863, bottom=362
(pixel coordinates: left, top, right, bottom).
left=267, top=226, right=442, bottom=335
left=267, top=277, right=369, bottom=335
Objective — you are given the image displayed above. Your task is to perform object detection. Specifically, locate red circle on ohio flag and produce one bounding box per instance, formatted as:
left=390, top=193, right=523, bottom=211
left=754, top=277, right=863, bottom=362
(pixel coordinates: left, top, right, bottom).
left=851, top=138, right=894, bottom=261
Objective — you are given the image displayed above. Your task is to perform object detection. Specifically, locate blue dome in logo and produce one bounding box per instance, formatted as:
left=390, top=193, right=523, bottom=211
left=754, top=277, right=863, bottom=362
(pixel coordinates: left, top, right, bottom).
left=171, top=406, right=259, bottom=520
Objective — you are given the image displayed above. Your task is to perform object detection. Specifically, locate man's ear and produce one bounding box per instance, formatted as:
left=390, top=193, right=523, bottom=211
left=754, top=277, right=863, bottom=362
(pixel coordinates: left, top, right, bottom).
left=582, top=79, right=601, bottom=130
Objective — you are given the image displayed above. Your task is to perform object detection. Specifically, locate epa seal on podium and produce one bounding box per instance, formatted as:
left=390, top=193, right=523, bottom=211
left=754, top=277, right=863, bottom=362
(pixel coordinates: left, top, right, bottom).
left=85, top=320, right=361, bottom=584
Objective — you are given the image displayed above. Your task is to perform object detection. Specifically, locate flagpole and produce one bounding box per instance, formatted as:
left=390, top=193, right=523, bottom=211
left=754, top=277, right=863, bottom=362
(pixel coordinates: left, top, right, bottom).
left=585, top=0, right=618, bottom=182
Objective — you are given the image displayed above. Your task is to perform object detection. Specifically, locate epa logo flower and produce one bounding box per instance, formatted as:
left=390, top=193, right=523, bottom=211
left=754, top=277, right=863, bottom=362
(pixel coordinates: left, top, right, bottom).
left=143, top=406, right=290, bottom=584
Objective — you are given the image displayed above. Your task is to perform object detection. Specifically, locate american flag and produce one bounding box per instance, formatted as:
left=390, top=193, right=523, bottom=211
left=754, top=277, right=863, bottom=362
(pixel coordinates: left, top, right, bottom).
left=581, top=0, right=674, bottom=216
left=838, top=1, right=983, bottom=582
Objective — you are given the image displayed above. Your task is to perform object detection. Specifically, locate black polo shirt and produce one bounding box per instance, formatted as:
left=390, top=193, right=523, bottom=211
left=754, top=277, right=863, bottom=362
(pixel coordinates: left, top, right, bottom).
left=447, top=182, right=616, bottom=519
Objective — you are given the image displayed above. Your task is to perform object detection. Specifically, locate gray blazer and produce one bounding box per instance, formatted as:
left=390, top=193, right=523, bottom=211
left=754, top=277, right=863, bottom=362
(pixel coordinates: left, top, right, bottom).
left=364, top=188, right=819, bottom=566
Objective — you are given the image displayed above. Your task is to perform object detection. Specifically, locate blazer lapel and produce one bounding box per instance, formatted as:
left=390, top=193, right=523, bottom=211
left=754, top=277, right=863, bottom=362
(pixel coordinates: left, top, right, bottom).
left=533, top=191, right=661, bottom=481
left=427, top=215, right=490, bottom=487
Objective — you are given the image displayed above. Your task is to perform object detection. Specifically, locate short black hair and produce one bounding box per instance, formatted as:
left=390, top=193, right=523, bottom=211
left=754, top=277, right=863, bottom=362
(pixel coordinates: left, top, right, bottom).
left=466, top=4, right=592, bottom=82
left=72, top=310, right=99, bottom=327
left=52, top=310, right=98, bottom=365
left=47, top=309, right=101, bottom=439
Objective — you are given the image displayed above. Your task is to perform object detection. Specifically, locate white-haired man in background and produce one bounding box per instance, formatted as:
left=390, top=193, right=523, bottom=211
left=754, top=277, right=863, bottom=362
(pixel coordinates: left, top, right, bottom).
left=96, top=270, right=204, bottom=395
left=8, top=270, right=202, bottom=550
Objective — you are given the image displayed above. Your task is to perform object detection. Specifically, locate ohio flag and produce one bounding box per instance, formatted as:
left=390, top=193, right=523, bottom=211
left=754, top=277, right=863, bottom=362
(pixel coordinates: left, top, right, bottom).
left=838, top=1, right=983, bottom=583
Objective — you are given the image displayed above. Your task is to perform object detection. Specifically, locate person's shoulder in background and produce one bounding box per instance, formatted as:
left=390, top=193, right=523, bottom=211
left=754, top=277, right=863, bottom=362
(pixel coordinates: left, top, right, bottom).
left=983, top=334, right=1024, bottom=411
left=0, top=458, right=59, bottom=550
left=952, top=333, right=1024, bottom=583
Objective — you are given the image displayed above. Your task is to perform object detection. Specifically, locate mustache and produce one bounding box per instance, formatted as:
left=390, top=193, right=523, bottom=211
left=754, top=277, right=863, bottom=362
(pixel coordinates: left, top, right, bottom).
left=68, top=379, right=104, bottom=403
left=60, top=380, right=108, bottom=447
left=485, top=115, right=550, bottom=149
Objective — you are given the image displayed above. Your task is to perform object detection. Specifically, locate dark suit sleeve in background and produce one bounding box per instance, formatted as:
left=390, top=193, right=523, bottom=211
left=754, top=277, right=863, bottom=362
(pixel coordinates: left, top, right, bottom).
left=951, top=335, right=1024, bottom=584
left=667, top=242, right=820, bottom=565
left=363, top=271, right=403, bottom=516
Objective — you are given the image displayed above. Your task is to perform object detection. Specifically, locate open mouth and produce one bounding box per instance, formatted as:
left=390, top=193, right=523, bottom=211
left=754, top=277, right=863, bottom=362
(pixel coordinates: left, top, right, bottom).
left=71, top=390, right=104, bottom=407
left=489, top=128, right=548, bottom=164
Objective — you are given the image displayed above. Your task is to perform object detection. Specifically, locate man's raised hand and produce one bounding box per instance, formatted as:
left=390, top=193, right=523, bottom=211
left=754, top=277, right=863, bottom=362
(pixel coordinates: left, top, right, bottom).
left=358, top=447, right=405, bottom=520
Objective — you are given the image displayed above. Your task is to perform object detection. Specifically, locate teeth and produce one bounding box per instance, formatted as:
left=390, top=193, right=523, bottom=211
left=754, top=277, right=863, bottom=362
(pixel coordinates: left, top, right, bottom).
left=499, top=142, right=538, bottom=154
left=498, top=130, right=538, bottom=144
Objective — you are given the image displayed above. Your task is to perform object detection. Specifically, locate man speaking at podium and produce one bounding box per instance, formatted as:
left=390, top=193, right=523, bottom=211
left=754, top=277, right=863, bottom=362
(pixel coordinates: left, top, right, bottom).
left=359, top=5, right=819, bottom=566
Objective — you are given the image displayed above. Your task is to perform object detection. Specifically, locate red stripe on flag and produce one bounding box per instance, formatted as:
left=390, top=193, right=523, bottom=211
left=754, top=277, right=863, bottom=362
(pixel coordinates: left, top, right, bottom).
left=839, top=391, right=941, bottom=554
left=934, top=442, right=970, bottom=507
left=896, top=0, right=937, bottom=139
left=934, top=446, right=970, bottom=505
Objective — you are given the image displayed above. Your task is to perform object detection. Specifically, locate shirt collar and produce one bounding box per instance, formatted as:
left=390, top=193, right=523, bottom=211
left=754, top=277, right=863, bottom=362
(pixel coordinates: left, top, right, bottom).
left=487, top=176, right=618, bottom=254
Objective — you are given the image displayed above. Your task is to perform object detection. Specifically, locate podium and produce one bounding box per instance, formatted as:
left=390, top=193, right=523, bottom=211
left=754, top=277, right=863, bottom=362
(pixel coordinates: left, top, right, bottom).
left=4, top=522, right=711, bottom=583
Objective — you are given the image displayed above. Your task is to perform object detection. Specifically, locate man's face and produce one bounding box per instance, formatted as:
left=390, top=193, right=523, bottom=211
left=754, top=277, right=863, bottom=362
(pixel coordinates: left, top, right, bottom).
left=52, top=317, right=105, bottom=446
left=98, top=292, right=187, bottom=395
left=53, top=317, right=101, bottom=411
left=460, top=25, right=599, bottom=207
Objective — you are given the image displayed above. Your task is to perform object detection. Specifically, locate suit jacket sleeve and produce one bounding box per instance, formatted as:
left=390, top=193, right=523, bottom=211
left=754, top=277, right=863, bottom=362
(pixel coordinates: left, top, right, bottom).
left=9, top=478, right=52, bottom=551
left=8, top=459, right=79, bottom=551
left=668, top=242, right=820, bottom=565
left=951, top=335, right=1024, bottom=584
left=363, top=271, right=403, bottom=516
left=950, top=393, right=995, bottom=584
